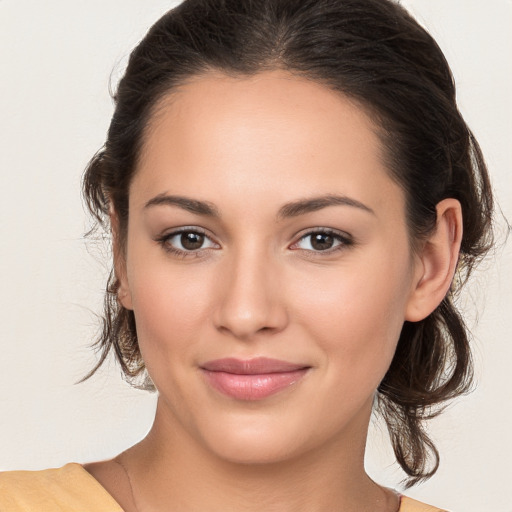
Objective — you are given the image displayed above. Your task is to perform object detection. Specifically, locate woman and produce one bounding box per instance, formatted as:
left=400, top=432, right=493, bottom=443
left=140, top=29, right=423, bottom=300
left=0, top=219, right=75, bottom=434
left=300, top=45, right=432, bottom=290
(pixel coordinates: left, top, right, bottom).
left=0, top=0, right=497, bottom=510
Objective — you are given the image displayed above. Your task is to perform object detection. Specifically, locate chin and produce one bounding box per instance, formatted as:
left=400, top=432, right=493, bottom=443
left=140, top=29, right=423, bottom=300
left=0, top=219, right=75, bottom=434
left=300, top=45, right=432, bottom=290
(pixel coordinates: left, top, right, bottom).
left=194, top=412, right=323, bottom=466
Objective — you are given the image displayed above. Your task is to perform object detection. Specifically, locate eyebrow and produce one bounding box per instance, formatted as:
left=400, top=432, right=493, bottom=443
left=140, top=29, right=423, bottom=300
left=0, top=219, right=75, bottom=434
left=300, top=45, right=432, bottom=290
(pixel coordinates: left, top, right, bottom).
left=144, top=193, right=375, bottom=219
left=277, top=194, right=375, bottom=219
left=144, top=194, right=220, bottom=217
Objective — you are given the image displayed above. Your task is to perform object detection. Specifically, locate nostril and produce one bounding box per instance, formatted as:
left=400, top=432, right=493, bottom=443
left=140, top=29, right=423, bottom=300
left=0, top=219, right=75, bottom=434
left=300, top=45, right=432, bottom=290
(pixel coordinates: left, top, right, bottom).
left=212, top=262, right=289, bottom=339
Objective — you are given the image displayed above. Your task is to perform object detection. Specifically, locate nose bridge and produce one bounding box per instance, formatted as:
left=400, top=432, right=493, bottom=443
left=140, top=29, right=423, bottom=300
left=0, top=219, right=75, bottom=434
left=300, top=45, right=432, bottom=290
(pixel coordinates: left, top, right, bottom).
left=214, top=240, right=287, bottom=339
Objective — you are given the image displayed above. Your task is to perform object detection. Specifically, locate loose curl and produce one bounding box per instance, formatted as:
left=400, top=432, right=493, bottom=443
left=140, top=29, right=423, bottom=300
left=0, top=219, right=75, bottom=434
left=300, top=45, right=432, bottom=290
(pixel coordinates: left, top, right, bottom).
left=82, top=0, right=494, bottom=487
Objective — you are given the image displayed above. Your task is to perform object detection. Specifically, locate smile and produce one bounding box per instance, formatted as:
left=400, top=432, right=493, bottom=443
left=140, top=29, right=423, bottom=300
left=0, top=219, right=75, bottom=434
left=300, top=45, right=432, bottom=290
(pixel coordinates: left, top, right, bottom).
left=200, top=357, right=311, bottom=400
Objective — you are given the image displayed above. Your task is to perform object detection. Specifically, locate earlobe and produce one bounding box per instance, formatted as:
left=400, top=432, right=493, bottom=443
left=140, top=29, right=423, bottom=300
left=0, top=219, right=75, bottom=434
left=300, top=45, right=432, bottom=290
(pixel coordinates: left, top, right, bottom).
left=110, top=208, right=134, bottom=311
left=405, top=198, right=463, bottom=322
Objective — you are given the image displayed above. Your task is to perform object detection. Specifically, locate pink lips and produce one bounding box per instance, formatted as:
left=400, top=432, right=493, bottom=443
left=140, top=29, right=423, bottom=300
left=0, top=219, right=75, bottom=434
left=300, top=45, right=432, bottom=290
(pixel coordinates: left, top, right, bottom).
left=200, top=357, right=310, bottom=401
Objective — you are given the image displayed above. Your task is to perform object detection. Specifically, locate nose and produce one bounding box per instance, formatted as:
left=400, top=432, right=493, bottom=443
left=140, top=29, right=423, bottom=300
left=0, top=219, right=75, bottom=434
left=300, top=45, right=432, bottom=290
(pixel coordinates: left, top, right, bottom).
left=213, top=246, right=288, bottom=340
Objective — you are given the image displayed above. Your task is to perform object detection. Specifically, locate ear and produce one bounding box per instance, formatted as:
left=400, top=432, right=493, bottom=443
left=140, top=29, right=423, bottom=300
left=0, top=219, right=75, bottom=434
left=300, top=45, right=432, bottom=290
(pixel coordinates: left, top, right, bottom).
left=405, top=198, right=463, bottom=322
left=110, top=208, right=133, bottom=311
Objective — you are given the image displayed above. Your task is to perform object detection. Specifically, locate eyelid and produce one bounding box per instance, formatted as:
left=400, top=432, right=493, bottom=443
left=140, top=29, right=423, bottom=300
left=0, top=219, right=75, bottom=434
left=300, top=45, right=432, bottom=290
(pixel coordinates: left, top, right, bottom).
left=155, top=226, right=220, bottom=257
left=154, top=225, right=354, bottom=258
left=289, top=227, right=354, bottom=252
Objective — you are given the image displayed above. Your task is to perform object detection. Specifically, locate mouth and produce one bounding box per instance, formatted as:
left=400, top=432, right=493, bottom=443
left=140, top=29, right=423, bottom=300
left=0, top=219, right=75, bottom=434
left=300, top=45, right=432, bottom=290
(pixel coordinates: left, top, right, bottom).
left=200, top=357, right=311, bottom=401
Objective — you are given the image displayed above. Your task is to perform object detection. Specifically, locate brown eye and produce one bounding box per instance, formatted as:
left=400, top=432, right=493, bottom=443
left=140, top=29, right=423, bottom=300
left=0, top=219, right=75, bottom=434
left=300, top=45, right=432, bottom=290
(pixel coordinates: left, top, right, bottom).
left=161, top=229, right=217, bottom=254
left=181, top=232, right=205, bottom=250
left=310, top=233, right=334, bottom=251
left=292, top=229, right=353, bottom=253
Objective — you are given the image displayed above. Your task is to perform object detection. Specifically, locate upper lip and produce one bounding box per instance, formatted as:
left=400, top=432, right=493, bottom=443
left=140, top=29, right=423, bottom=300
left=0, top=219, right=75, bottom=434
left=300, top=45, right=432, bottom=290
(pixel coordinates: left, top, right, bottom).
left=201, top=357, right=309, bottom=375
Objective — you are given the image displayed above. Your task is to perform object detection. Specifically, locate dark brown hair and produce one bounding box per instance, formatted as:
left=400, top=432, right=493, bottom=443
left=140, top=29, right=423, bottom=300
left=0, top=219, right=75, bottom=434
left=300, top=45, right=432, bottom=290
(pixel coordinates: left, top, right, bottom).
left=82, top=0, right=494, bottom=487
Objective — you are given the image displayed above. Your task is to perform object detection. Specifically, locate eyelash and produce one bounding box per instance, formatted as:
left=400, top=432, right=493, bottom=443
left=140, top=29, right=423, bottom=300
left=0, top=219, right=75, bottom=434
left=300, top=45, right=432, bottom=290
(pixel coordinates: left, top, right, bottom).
left=155, top=227, right=217, bottom=259
left=291, top=228, right=354, bottom=255
left=155, top=227, right=354, bottom=259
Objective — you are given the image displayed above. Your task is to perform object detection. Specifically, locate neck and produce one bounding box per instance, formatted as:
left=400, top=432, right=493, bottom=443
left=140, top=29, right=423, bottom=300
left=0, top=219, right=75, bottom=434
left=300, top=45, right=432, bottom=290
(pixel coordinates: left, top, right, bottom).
left=118, top=400, right=396, bottom=512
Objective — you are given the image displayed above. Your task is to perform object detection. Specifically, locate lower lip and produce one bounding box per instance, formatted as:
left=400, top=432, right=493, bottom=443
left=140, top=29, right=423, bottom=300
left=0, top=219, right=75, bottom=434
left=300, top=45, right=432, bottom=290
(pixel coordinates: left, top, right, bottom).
left=201, top=369, right=309, bottom=400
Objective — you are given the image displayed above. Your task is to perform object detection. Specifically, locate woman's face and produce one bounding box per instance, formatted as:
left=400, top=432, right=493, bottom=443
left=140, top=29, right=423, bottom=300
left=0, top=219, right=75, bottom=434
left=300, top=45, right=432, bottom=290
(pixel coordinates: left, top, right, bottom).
left=119, top=70, right=422, bottom=463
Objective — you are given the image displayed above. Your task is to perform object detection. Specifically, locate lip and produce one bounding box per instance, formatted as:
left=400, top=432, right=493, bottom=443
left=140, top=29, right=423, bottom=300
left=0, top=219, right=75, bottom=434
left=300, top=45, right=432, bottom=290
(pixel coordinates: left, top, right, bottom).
left=200, top=357, right=310, bottom=401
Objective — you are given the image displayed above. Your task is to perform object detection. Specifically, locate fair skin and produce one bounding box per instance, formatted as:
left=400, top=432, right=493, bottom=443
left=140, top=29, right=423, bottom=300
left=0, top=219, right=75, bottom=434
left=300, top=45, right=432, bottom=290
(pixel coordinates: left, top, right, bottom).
left=85, top=70, right=462, bottom=512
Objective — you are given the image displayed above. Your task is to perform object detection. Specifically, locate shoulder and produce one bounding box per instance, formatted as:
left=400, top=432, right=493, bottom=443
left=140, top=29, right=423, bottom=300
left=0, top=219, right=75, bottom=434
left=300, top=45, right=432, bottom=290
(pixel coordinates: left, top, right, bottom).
left=0, top=463, right=123, bottom=511
left=400, top=495, right=450, bottom=512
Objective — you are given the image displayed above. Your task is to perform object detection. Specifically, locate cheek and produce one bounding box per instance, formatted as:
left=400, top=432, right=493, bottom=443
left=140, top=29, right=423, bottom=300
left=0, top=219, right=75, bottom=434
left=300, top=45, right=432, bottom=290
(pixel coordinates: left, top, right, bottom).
left=125, top=246, right=215, bottom=365
left=291, top=250, right=413, bottom=382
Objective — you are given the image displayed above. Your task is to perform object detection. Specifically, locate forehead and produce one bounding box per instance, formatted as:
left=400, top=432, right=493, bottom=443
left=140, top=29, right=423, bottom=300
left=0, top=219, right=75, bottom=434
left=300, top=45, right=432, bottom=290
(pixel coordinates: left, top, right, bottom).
left=133, top=70, right=402, bottom=217
left=143, top=69, right=383, bottom=164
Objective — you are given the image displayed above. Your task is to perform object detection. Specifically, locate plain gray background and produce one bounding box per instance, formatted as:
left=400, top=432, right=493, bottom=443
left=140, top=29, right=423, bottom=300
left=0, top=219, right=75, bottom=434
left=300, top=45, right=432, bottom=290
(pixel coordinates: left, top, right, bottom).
left=1, top=1, right=511, bottom=511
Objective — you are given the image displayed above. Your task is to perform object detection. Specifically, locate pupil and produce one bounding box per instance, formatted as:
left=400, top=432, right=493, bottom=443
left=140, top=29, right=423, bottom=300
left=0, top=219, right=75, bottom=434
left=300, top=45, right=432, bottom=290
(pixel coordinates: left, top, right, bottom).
left=311, top=233, right=333, bottom=250
left=181, top=232, right=204, bottom=250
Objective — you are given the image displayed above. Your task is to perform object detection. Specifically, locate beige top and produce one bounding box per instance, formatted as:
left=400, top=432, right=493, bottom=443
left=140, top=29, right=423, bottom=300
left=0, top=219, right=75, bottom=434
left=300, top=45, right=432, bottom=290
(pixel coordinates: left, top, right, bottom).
left=0, top=463, right=447, bottom=511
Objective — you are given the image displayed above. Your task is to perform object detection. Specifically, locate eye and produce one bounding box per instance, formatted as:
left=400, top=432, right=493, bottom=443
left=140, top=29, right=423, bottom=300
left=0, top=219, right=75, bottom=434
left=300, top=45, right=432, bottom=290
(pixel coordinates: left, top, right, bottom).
left=157, top=228, right=218, bottom=255
left=291, top=229, right=353, bottom=253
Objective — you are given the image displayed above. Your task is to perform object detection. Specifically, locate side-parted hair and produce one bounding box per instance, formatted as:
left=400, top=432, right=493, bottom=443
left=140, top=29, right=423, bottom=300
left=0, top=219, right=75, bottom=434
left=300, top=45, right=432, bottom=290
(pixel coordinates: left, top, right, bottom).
left=82, top=0, right=493, bottom=487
